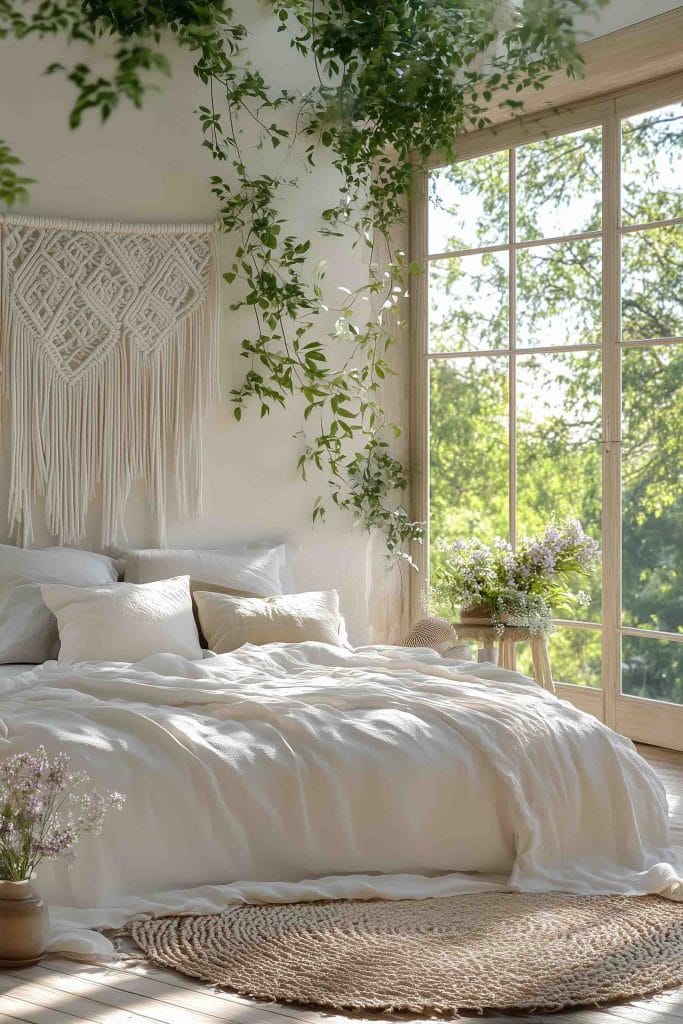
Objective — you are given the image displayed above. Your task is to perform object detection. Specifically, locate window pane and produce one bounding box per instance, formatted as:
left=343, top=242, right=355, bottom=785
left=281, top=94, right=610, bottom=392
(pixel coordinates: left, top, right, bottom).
left=622, top=634, right=683, bottom=705
left=428, top=152, right=508, bottom=254
left=516, top=239, right=601, bottom=347
left=516, top=351, right=602, bottom=622
left=622, top=346, right=683, bottom=636
left=517, top=627, right=602, bottom=689
left=429, top=254, right=508, bottom=353
left=516, top=126, right=602, bottom=242
left=622, top=225, right=683, bottom=342
left=622, top=101, right=683, bottom=226
left=429, top=357, right=509, bottom=595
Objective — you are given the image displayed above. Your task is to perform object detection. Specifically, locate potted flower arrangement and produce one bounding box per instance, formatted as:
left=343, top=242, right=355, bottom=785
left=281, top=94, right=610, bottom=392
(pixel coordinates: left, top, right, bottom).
left=432, top=519, right=600, bottom=635
left=0, top=747, right=124, bottom=967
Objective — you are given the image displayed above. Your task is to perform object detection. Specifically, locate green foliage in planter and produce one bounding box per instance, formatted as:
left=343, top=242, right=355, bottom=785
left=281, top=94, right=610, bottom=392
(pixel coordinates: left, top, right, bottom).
left=0, top=0, right=605, bottom=557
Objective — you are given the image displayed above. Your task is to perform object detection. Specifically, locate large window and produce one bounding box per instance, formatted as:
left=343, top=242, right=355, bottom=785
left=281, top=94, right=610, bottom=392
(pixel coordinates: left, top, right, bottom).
left=415, top=82, right=683, bottom=746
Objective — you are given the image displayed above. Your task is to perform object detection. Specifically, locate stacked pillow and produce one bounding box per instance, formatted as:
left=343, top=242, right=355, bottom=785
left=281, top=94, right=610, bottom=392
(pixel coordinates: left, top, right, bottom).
left=41, top=576, right=203, bottom=665
left=122, top=543, right=294, bottom=651
left=0, top=545, right=118, bottom=663
left=0, top=541, right=344, bottom=665
left=123, top=544, right=291, bottom=596
left=120, top=545, right=344, bottom=655
left=193, top=589, right=342, bottom=653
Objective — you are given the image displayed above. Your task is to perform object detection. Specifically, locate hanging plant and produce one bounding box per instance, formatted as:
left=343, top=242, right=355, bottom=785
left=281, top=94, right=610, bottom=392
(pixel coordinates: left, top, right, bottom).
left=0, top=0, right=605, bottom=558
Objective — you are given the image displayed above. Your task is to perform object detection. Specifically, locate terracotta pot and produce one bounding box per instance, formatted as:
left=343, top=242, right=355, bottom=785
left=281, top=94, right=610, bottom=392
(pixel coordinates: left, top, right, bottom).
left=459, top=601, right=493, bottom=624
left=0, top=878, right=49, bottom=968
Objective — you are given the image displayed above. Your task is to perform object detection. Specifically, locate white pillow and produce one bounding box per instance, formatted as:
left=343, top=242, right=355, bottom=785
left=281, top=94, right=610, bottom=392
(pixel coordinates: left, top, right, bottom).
left=194, top=589, right=342, bottom=654
left=41, top=576, right=202, bottom=665
left=0, top=545, right=119, bottom=664
left=123, top=545, right=288, bottom=597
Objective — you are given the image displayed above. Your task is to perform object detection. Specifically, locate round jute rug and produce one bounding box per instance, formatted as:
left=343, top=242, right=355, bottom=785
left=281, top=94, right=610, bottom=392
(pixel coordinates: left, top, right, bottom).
left=130, top=893, right=683, bottom=1016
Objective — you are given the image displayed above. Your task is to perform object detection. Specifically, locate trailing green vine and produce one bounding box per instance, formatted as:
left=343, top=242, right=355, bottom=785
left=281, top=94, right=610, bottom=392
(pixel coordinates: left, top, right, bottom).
left=0, top=0, right=605, bottom=557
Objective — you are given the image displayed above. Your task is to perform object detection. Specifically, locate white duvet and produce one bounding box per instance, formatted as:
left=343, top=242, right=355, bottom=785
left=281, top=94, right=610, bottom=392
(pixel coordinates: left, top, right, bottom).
left=0, top=642, right=680, bottom=961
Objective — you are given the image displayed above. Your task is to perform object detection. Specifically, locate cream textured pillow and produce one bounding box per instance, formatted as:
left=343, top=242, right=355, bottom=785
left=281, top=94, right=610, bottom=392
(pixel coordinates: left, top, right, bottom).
left=40, top=576, right=202, bottom=665
left=194, top=590, right=342, bottom=653
left=189, top=579, right=260, bottom=647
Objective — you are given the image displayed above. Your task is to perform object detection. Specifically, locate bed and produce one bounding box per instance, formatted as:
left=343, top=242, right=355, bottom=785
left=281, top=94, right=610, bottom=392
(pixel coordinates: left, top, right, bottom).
left=0, top=641, right=680, bottom=960
left=0, top=664, right=34, bottom=695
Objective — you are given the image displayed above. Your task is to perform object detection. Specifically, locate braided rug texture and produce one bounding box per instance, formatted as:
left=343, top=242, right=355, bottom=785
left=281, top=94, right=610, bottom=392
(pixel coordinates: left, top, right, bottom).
left=130, top=893, right=683, bottom=1016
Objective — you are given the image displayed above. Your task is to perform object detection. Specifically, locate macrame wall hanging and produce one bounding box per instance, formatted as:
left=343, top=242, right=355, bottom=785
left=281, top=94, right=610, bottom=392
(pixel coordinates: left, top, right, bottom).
left=0, top=214, right=220, bottom=547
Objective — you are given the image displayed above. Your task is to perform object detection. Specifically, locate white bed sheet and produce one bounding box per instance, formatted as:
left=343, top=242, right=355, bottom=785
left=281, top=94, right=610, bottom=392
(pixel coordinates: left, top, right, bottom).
left=0, top=643, right=680, bottom=962
left=0, top=663, right=35, bottom=695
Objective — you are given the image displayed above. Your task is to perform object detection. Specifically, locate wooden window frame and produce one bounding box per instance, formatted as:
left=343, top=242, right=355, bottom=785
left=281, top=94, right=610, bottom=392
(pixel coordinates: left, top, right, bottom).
left=409, top=71, right=683, bottom=747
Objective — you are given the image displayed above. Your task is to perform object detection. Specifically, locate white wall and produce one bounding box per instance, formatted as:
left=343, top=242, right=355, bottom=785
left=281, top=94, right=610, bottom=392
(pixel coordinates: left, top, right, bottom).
left=0, top=7, right=411, bottom=644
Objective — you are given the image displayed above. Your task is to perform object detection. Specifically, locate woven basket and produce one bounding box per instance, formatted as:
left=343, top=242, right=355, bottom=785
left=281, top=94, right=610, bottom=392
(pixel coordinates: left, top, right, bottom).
left=402, top=617, right=458, bottom=650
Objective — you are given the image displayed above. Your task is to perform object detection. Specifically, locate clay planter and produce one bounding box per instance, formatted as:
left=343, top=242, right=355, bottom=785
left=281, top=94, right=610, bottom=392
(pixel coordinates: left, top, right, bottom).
left=459, top=601, right=494, bottom=625
left=0, top=878, right=49, bottom=968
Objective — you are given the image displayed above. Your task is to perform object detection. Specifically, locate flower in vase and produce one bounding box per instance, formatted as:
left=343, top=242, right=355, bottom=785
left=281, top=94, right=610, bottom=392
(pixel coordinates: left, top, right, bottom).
left=0, top=747, right=125, bottom=882
left=431, top=518, right=600, bottom=635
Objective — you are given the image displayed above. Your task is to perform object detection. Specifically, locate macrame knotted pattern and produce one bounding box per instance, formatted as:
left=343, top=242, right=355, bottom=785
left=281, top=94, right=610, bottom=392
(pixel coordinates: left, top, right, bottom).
left=0, top=215, right=220, bottom=546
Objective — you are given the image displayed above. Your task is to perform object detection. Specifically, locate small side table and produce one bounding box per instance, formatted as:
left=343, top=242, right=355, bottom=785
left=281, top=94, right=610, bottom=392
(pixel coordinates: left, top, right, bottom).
left=453, top=624, right=555, bottom=693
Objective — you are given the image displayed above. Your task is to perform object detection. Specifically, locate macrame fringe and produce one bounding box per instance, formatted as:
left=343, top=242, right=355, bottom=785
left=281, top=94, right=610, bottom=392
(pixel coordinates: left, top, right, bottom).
left=0, top=218, right=220, bottom=548
left=0, top=213, right=220, bottom=236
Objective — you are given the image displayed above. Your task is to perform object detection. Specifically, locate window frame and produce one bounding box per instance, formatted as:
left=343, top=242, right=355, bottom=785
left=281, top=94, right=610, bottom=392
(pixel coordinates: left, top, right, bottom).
left=409, top=71, right=683, bottom=746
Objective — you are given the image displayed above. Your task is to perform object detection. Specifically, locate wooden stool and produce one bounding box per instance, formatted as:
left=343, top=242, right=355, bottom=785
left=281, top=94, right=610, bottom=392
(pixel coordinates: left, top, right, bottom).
left=453, top=624, right=555, bottom=693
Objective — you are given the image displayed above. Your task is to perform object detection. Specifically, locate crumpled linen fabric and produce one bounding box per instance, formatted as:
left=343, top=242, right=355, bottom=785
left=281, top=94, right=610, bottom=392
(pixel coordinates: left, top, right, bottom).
left=0, top=642, right=679, bottom=961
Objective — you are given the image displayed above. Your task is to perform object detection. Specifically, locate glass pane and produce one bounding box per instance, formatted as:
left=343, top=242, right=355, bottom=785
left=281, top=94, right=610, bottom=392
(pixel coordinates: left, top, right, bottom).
left=622, top=101, right=683, bottom=226
left=622, top=346, right=683, bottom=636
left=429, top=356, right=509, bottom=609
left=429, top=254, right=508, bottom=353
left=516, top=239, right=601, bottom=347
left=622, top=634, right=683, bottom=705
left=622, top=225, right=683, bottom=341
left=516, top=351, right=602, bottom=622
left=516, top=126, right=602, bottom=241
left=428, top=152, right=508, bottom=254
left=517, top=627, right=602, bottom=689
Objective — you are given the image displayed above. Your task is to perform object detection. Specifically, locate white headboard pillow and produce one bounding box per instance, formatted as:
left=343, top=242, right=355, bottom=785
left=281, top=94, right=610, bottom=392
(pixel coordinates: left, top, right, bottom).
left=41, top=576, right=202, bottom=665
left=0, top=545, right=118, bottom=664
left=123, top=544, right=289, bottom=597
left=194, top=589, right=343, bottom=654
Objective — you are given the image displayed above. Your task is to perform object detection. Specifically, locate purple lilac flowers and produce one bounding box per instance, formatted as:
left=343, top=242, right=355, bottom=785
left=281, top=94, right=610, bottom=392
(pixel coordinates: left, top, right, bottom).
left=433, top=519, right=600, bottom=635
left=0, top=747, right=125, bottom=881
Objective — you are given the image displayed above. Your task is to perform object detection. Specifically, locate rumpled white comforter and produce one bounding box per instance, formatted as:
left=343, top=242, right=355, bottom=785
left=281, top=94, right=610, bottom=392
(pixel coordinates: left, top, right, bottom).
left=0, top=642, right=680, bottom=961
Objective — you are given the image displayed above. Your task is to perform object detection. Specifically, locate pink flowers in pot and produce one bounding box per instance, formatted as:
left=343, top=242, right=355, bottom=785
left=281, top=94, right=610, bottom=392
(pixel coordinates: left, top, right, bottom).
left=0, top=747, right=124, bottom=882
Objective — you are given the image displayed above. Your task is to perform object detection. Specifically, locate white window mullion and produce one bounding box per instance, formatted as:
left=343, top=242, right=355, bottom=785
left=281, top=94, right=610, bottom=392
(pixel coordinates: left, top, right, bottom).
left=601, top=106, right=623, bottom=730
left=508, top=150, right=518, bottom=670
left=508, top=148, right=517, bottom=551
left=409, top=168, right=430, bottom=626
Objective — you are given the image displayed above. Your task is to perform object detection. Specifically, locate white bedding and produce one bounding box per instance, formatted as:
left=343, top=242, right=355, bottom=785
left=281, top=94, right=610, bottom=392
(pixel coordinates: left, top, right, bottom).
left=0, top=663, right=35, bottom=695
left=0, top=642, right=680, bottom=961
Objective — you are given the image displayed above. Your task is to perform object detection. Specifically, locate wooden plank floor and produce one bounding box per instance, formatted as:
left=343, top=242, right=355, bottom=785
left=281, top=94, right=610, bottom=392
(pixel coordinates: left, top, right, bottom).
left=0, top=744, right=680, bottom=1024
